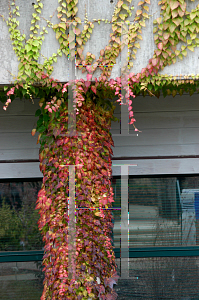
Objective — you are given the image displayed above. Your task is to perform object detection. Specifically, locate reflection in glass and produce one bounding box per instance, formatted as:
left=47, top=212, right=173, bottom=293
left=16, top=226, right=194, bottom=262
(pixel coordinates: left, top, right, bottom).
left=111, top=176, right=199, bottom=248
left=0, top=180, right=43, bottom=251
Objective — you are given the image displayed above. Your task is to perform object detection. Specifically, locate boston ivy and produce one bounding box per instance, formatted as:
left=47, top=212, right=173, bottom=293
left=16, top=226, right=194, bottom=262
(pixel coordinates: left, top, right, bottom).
left=0, top=0, right=199, bottom=299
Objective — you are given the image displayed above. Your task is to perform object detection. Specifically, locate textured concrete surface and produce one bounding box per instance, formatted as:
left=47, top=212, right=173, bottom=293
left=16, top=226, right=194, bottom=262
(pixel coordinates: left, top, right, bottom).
left=0, top=0, right=198, bottom=84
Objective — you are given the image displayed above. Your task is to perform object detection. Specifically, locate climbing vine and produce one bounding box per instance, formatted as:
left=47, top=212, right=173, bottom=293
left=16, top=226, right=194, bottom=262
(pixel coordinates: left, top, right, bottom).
left=0, top=0, right=199, bottom=299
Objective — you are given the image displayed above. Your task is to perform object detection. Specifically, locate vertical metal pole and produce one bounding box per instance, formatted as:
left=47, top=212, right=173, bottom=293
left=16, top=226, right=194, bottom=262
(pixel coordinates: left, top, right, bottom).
left=120, top=165, right=129, bottom=278
left=68, top=165, right=76, bottom=280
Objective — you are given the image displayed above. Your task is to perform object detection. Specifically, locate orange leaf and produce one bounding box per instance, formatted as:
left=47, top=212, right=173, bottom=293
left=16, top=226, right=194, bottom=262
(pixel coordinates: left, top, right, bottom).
left=31, top=129, right=36, bottom=136
left=136, top=10, right=142, bottom=15
left=118, top=0, right=123, bottom=8
left=37, top=134, right=41, bottom=144
left=91, top=86, right=97, bottom=94
left=100, top=49, right=104, bottom=56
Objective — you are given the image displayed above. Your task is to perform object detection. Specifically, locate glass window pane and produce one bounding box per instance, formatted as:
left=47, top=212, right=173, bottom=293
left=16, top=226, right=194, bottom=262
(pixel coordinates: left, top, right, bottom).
left=114, top=256, right=199, bottom=299
left=0, top=261, right=44, bottom=300
left=0, top=180, right=44, bottom=251
left=111, top=175, right=199, bottom=248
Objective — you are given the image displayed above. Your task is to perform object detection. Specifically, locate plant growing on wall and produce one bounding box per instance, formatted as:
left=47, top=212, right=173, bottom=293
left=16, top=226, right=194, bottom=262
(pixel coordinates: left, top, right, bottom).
left=0, top=0, right=199, bottom=299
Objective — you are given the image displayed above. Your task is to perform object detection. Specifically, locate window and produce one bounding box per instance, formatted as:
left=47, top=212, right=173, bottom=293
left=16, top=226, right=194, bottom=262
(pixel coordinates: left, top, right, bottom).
left=111, top=175, right=199, bottom=248
left=0, top=179, right=43, bottom=251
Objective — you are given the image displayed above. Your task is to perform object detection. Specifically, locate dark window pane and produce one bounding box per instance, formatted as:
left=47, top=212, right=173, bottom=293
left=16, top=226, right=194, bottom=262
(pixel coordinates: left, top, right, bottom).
left=114, top=256, right=199, bottom=300
left=0, top=180, right=43, bottom=251
left=0, top=261, right=44, bottom=300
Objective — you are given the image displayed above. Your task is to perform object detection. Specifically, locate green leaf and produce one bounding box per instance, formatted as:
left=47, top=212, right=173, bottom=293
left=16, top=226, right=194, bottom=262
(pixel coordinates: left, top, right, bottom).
left=35, top=109, right=41, bottom=117
left=190, top=12, right=196, bottom=20
left=18, top=62, right=23, bottom=70
left=37, top=125, right=46, bottom=133
left=32, top=40, right=39, bottom=46
left=25, top=44, right=32, bottom=52
left=169, top=22, right=176, bottom=33
left=43, top=114, right=50, bottom=122
left=37, top=118, right=43, bottom=127
left=25, top=69, right=31, bottom=77
left=184, top=19, right=190, bottom=26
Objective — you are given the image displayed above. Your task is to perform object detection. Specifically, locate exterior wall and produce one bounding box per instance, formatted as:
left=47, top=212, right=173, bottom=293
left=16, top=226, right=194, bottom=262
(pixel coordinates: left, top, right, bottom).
left=1, top=93, right=199, bottom=178
left=0, top=0, right=198, bottom=83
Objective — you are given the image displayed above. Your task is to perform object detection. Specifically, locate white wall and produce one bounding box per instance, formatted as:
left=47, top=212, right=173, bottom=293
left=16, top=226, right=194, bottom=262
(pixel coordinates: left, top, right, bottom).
left=1, top=93, right=199, bottom=178
left=0, top=0, right=198, bottom=83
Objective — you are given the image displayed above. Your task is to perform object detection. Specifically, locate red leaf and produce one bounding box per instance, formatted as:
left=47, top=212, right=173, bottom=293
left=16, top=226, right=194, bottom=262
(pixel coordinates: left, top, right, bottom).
left=57, top=139, right=63, bottom=146
left=86, top=73, right=92, bottom=81
left=91, top=85, right=97, bottom=94
left=158, top=42, right=163, bottom=50
left=152, top=58, right=158, bottom=66
left=85, top=81, right=91, bottom=88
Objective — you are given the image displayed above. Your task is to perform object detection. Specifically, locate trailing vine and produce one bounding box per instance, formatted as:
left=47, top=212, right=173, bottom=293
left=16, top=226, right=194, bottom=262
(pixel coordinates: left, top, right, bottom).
left=0, top=1, right=199, bottom=299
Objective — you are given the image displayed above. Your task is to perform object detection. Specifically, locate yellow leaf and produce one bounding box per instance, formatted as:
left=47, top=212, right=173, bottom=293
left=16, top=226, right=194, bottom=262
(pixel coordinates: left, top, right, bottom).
left=95, top=211, right=101, bottom=216
left=119, top=14, right=126, bottom=20
left=89, top=293, right=95, bottom=297
left=134, top=42, right=140, bottom=48
left=143, top=5, right=149, bottom=11
left=56, top=31, right=61, bottom=40
left=59, top=23, right=66, bottom=30
left=142, top=12, right=149, bottom=18
left=140, top=20, right=146, bottom=27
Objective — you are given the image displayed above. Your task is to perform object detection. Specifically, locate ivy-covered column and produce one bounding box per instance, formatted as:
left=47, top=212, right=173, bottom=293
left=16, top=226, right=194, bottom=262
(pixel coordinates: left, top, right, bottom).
left=36, top=97, right=119, bottom=300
